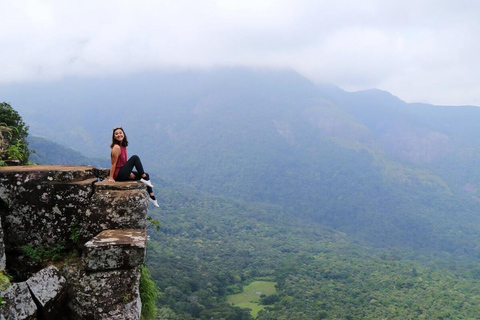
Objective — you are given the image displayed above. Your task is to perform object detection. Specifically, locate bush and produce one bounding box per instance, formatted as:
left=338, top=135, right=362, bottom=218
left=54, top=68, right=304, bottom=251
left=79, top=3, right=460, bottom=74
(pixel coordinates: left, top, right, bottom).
left=140, top=264, right=159, bottom=320
left=0, top=102, right=30, bottom=164
left=0, top=271, right=11, bottom=308
left=260, top=293, right=280, bottom=305
left=20, top=242, right=66, bottom=264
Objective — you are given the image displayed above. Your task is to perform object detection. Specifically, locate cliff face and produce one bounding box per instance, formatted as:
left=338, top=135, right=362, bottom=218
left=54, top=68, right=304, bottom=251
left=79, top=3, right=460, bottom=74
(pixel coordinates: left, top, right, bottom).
left=0, top=127, right=11, bottom=162
left=0, top=165, right=149, bottom=320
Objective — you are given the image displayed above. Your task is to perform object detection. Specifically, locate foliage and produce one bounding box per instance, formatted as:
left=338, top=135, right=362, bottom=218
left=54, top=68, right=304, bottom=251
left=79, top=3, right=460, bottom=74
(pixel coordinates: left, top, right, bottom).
left=147, top=216, right=162, bottom=232
left=0, top=271, right=11, bottom=308
left=0, top=271, right=9, bottom=291
left=0, top=102, right=30, bottom=164
left=259, top=294, right=280, bottom=306
left=140, top=264, right=160, bottom=320
left=145, top=184, right=480, bottom=319
left=7, top=142, right=27, bottom=162
left=21, top=242, right=66, bottom=264
left=69, top=226, right=81, bottom=243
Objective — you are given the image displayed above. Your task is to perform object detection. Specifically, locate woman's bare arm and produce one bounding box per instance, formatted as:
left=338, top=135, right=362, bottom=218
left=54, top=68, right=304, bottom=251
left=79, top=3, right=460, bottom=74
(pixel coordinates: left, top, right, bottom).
left=108, top=145, right=121, bottom=181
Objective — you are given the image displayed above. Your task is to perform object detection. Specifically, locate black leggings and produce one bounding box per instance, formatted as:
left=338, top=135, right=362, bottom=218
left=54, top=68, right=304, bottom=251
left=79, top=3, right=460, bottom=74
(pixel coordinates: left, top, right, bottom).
left=116, top=155, right=153, bottom=194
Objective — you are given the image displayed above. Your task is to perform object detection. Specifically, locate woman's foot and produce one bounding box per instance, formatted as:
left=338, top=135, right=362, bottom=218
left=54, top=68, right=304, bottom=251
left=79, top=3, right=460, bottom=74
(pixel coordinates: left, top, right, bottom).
left=148, top=195, right=159, bottom=207
left=140, top=178, right=153, bottom=188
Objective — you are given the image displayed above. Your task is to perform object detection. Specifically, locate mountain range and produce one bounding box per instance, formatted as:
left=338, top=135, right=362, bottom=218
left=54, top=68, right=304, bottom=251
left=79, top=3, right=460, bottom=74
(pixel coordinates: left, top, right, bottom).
left=3, top=68, right=480, bottom=257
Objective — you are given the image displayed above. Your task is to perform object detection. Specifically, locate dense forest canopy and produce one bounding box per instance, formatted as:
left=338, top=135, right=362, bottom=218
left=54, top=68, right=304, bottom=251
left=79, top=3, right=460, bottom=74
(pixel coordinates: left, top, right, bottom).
left=146, top=182, right=480, bottom=319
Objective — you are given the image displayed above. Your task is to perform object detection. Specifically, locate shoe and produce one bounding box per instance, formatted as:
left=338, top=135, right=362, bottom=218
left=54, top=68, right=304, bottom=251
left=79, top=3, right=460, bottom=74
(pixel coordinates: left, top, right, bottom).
left=148, top=197, right=159, bottom=207
left=140, top=178, right=153, bottom=188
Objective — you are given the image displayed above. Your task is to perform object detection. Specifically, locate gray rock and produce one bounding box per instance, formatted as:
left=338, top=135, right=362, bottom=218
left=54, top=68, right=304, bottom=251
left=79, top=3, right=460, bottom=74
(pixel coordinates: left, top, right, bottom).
left=0, top=166, right=149, bottom=319
left=83, top=229, right=146, bottom=271
left=0, top=127, right=12, bottom=161
left=63, top=262, right=142, bottom=320
left=81, top=181, right=148, bottom=243
left=0, top=216, right=5, bottom=270
left=26, top=266, right=67, bottom=319
left=0, top=282, right=37, bottom=320
left=0, top=166, right=148, bottom=254
left=0, top=165, right=97, bottom=252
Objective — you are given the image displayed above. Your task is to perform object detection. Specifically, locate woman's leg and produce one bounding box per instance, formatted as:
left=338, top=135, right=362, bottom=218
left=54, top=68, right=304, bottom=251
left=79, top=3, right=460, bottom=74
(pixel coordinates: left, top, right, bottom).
left=131, top=171, right=153, bottom=194
left=116, top=155, right=146, bottom=181
left=131, top=171, right=159, bottom=207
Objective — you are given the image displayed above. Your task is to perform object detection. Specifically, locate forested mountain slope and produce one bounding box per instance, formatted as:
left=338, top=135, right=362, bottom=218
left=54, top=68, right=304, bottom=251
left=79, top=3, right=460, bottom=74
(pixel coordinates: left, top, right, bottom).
left=3, top=68, right=480, bottom=256
left=28, top=136, right=108, bottom=167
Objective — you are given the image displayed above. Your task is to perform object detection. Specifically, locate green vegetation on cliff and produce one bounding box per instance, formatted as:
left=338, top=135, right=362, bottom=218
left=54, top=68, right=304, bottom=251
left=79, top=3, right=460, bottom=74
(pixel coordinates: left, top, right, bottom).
left=0, top=102, right=30, bottom=165
left=140, top=264, right=160, bottom=320
left=0, top=271, right=10, bottom=308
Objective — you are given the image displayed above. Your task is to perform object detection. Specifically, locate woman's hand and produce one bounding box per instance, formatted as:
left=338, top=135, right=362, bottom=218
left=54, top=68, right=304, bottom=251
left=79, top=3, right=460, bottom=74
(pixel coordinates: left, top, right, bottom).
left=129, top=173, right=135, bottom=179
left=107, top=177, right=115, bottom=182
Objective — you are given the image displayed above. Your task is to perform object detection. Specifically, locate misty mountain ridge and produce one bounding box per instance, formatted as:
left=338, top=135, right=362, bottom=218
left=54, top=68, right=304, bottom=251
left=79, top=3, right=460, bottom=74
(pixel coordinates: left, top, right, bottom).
left=3, top=68, right=480, bottom=256
left=28, top=135, right=108, bottom=168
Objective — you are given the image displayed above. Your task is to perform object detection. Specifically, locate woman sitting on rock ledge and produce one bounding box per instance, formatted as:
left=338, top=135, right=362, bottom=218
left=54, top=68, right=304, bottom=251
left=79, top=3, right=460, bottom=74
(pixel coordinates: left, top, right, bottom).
left=108, top=127, right=159, bottom=207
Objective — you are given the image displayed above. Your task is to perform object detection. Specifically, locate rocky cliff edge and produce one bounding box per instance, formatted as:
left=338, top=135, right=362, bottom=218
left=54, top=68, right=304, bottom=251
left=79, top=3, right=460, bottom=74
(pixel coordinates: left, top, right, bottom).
left=0, top=165, right=150, bottom=320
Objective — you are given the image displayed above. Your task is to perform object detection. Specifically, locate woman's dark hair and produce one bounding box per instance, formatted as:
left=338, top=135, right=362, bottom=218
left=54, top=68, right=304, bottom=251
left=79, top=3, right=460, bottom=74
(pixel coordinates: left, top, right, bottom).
left=110, top=127, right=129, bottom=148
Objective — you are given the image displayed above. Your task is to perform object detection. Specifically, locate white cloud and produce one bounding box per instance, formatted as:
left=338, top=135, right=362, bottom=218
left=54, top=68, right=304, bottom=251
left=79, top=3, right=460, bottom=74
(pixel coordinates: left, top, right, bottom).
left=0, top=0, right=479, bottom=105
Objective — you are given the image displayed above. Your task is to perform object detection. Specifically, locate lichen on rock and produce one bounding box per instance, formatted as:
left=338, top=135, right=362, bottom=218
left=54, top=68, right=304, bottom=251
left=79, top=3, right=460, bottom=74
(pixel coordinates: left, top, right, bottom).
left=0, top=165, right=150, bottom=320
left=63, top=261, right=142, bottom=320
left=0, top=216, right=5, bottom=270
left=26, top=266, right=67, bottom=319
left=0, top=282, right=37, bottom=320
left=84, top=229, right=146, bottom=272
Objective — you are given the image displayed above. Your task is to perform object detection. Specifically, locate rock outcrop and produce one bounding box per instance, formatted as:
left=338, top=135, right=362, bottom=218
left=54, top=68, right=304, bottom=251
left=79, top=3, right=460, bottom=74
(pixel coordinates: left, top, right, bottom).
left=64, top=263, right=142, bottom=320
left=26, top=266, right=67, bottom=319
left=83, top=229, right=146, bottom=272
left=0, top=281, right=37, bottom=320
left=0, top=165, right=150, bottom=320
left=0, top=127, right=12, bottom=162
left=0, top=216, right=5, bottom=270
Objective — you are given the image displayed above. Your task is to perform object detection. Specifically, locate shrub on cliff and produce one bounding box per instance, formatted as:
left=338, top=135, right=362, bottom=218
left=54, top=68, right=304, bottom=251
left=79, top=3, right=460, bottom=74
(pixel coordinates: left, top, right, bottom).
left=140, top=264, right=159, bottom=320
left=0, top=271, right=11, bottom=308
left=0, top=102, right=30, bottom=165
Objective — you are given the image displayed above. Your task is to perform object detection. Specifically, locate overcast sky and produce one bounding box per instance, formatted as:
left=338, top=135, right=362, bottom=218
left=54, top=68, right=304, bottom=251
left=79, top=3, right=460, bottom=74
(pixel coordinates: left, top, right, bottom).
left=1, top=0, right=479, bottom=106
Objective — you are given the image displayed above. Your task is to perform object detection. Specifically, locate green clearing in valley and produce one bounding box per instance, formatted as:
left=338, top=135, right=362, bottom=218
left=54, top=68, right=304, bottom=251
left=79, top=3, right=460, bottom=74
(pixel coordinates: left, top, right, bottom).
left=226, top=281, right=277, bottom=318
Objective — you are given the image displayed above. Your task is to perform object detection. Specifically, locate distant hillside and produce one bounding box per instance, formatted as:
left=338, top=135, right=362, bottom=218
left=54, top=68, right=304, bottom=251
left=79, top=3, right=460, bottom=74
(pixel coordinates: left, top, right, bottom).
left=4, top=68, right=480, bottom=257
left=28, top=136, right=109, bottom=168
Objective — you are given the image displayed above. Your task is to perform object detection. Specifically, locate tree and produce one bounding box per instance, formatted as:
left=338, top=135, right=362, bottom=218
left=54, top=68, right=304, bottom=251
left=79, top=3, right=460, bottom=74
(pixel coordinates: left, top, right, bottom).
left=0, top=102, right=30, bottom=164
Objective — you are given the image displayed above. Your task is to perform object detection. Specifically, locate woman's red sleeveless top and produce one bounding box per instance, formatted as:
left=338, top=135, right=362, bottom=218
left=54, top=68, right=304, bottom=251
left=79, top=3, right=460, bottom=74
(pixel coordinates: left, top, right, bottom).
left=114, top=145, right=127, bottom=179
